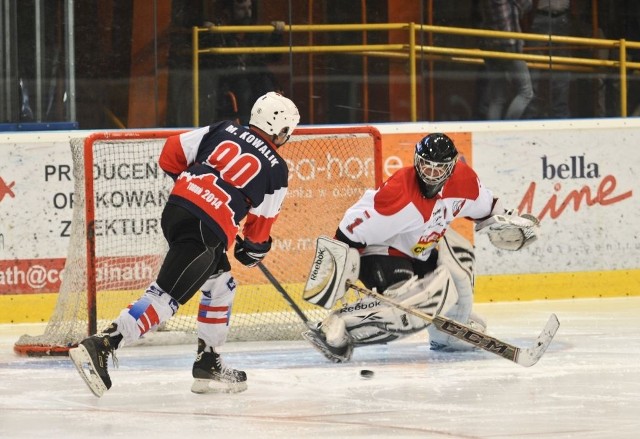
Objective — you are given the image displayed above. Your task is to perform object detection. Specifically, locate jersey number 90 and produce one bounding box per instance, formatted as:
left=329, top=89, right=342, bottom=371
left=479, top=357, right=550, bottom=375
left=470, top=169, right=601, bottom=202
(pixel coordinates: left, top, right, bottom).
left=206, top=141, right=262, bottom=188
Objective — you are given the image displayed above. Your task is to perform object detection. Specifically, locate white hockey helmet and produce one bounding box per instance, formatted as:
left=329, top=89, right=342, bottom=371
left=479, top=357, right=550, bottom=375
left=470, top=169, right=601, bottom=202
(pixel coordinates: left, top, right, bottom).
left=249, top=92, right=300, bottom=144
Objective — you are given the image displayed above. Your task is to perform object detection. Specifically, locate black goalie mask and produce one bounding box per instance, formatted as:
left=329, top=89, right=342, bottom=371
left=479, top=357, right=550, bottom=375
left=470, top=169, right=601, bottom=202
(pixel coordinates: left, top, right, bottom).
left=414, top=133, right=459, bottom=198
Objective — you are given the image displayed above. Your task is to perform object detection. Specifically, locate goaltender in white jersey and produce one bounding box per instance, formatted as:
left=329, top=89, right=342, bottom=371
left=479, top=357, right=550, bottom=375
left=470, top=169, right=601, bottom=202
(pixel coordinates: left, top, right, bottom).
left=302, top=132, right=540, bottom=362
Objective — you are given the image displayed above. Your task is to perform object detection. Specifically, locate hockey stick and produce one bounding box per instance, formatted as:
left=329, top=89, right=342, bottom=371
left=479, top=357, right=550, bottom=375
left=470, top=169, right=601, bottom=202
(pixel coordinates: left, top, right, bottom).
left=256, top=260, right=356, bottom=362
left=235, top=237, right=316, bottom=330
left=346, top=280, right=559, bottom=367
left=256, top=261, right=317, bottom=330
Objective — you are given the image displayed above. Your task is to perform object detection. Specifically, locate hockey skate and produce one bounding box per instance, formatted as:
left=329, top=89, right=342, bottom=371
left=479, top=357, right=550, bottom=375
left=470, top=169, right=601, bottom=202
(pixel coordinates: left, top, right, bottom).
left=302, top=328, right=354, bottom=363
left=69, top=324, right=122, bottom=398
left=302, top=313, right=354, bottom=363
left=191, top=339, right=247, bottom=394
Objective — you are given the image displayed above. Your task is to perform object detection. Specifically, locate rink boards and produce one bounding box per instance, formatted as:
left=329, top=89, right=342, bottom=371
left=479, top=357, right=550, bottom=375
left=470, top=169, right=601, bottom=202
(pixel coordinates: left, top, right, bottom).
left=0, top=119, right=638, bottom=323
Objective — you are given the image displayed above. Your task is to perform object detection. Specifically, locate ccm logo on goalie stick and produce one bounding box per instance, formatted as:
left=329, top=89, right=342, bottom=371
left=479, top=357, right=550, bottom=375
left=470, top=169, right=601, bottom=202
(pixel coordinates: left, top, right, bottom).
left=436, top=319, right=516, bottom=357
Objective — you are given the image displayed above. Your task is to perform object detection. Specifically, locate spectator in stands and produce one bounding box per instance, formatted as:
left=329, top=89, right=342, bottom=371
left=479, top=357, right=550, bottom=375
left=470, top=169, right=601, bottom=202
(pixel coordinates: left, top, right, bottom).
left=526, top=0, right=573, bottom=118
left=477, top=0, right=534, bottom=120
left=200, top=0, right=286, bottom=125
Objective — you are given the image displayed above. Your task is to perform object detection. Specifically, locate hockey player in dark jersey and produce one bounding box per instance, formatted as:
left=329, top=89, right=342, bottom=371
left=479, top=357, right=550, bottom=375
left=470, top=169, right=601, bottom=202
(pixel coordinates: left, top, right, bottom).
left=302, top=133, right=540, bottom=362
left=70, top=92, right=300, bottom=397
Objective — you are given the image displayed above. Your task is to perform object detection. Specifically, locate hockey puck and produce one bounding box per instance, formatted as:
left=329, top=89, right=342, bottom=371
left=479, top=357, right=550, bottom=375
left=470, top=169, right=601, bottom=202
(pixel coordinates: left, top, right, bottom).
left=360, top=369, right=374, bottom=379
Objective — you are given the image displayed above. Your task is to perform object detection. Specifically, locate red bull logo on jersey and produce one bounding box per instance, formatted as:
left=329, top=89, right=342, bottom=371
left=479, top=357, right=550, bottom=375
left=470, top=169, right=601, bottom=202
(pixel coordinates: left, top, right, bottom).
left=411, top=230, right=445, bottom=256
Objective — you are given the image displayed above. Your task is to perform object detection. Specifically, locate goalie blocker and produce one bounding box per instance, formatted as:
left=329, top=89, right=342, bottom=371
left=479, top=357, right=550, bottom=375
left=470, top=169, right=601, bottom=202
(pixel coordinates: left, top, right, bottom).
left=302, top=236, right=360, bottom=309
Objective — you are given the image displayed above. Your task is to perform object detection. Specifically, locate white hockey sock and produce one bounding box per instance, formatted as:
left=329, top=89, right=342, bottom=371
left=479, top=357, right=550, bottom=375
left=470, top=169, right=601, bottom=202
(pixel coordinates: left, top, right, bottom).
left=114, top=282, right=179, bottom=345
left=196, top=271, right=236, bottom=349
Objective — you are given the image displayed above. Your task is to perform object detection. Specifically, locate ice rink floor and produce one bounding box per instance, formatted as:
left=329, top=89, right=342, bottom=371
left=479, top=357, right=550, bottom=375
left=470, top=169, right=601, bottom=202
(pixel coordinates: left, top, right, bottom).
left=1, top=296, right=639, bottom=439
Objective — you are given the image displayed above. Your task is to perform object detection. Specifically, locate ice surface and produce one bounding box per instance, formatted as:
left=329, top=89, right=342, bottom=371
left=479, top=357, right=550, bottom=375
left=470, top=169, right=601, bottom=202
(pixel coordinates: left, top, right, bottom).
left=1, top=297, right=639, bottom=438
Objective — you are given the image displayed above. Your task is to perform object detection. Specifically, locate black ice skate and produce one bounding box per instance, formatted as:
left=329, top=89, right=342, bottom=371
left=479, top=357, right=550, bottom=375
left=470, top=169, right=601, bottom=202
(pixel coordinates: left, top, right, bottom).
left=302, top=327, right=353, bottom=363
left=69, top=324, right=122, bottom=398
left=191, top=339, right=247, bottom=394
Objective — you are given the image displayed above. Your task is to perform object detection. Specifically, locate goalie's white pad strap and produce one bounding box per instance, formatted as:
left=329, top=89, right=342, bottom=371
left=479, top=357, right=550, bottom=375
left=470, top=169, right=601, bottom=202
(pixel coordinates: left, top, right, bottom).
left=489, top=197, right=505, bottom=217
left=303, top=236, right=360, bottom=309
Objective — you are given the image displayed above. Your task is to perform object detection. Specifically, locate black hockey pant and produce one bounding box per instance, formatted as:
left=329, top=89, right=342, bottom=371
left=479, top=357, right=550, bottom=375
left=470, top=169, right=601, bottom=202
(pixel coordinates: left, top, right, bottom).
left=359, top=250, right=438, bottom=293
left=156, top=203, right=229, bottom=305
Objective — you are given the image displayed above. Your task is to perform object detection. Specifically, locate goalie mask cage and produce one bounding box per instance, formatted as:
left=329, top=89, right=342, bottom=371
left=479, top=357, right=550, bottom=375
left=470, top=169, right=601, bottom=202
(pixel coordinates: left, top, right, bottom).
left=15, top=127, right=382, bottom=356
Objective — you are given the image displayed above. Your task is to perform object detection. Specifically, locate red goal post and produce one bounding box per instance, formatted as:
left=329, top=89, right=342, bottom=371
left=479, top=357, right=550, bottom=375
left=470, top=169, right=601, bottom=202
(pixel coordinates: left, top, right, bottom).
left=14, top=126, right=382, bottom=356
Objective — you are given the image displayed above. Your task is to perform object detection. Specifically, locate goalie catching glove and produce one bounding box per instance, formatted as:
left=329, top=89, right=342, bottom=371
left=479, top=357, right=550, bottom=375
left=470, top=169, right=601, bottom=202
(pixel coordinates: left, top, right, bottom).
left=475, top=210, right=541, bottom=251
left=234, top=236, right=272, bottom=267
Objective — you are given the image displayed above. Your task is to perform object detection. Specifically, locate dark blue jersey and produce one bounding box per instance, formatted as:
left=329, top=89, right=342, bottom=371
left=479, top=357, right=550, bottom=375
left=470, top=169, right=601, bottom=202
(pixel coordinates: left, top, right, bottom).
left=159, top=121, right=288, bottom=248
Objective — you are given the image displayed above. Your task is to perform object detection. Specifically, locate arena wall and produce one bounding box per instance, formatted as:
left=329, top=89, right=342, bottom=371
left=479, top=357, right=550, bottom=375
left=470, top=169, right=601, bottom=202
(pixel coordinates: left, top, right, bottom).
left=1, top=119, right=638, bottom=323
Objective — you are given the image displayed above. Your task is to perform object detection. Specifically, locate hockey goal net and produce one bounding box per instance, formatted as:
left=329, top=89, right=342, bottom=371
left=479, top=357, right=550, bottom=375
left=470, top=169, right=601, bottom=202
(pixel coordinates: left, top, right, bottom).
left=14, top=127, right=382, bottom=356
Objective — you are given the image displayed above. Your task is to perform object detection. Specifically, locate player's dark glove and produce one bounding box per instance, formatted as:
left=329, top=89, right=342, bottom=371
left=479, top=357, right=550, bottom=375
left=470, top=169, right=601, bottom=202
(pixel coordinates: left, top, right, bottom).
left=234, top=236, right=272, bottom=267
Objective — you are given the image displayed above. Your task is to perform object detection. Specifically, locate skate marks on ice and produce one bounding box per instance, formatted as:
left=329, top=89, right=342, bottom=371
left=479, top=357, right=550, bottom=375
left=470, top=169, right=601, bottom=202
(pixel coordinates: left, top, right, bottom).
left=1, top=297, right=639, bottom=438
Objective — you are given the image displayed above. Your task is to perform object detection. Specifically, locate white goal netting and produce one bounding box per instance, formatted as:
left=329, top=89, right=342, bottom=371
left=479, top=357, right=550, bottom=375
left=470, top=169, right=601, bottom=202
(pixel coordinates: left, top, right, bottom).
left=15, top=128, right=381, bottom=355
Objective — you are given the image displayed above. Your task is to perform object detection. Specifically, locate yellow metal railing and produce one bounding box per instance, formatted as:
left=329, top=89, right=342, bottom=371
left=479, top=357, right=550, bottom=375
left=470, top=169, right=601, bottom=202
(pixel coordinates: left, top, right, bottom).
left=192, top=22, right=640, bottom=125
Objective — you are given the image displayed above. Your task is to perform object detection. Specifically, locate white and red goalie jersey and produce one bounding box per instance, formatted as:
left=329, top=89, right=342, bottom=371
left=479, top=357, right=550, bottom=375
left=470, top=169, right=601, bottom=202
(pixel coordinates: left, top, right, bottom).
left=338, top=161, right=495, bottom=261
left=159, top=121, right=288, bottom=249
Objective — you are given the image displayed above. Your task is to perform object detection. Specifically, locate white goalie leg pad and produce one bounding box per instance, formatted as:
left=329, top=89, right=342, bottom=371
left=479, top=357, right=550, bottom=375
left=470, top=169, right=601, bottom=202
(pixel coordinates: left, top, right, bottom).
left=303, top=236, right=360, bottom=309
left=332, top=269, right=452, bottom=345
left=428, top=229, right=483, bottom=351
left=196, top=271, right=236, bottom=349
left=321, top=313, right=351, bottom=348
left=322, top=296, right=401, bottom=347
left=436, top=228, right=475, bottom=321
left=114, top=282, right=179, bottom=345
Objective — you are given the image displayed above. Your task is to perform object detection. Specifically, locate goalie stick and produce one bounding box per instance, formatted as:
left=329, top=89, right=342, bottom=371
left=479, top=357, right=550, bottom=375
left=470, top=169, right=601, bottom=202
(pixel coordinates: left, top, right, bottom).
left=346, top=281, right=559, bottom=367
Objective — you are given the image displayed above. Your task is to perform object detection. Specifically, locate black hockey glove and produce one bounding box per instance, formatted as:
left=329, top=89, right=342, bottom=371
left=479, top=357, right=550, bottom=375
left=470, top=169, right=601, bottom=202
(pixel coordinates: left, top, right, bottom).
left=234, top=236, right=272, bottom=267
